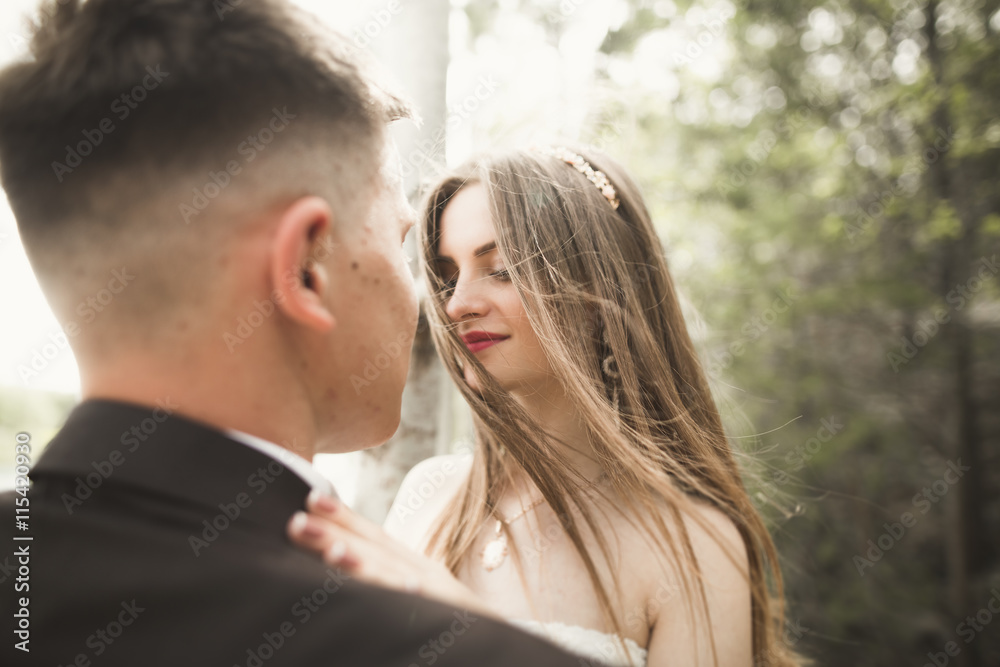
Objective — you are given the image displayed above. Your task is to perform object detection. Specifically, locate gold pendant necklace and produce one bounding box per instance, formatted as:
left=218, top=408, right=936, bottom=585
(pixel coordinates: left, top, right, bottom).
left=480, top=496, right=546, bottom=572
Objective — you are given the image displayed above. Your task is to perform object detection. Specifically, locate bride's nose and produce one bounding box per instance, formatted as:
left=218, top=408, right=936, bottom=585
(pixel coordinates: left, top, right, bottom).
left=445, top=274, right=491, bottom=321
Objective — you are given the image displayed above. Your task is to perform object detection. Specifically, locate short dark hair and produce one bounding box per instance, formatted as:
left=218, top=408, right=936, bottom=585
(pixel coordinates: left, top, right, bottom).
left=0, top=0, right=410, bottom=321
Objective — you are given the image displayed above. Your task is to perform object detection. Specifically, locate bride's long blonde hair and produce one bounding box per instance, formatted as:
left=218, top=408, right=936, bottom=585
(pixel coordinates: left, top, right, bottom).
left=418, top=146, right=800, bottom=666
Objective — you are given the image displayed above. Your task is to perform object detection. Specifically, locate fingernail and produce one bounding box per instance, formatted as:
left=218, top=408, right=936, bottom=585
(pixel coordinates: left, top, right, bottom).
left=291, top=511, right=321, bottom=538
left=308, top=490, right=338, bottom=514
left=327, top=540, right=347, bottom=561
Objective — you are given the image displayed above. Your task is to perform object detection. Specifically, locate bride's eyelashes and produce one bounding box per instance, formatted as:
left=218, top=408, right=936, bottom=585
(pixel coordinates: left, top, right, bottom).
left=439, top=267, right=510, bottom=295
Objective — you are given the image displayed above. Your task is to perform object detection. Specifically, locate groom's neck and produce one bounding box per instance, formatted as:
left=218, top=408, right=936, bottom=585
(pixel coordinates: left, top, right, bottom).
left=79, top=350, right=320, bottom=462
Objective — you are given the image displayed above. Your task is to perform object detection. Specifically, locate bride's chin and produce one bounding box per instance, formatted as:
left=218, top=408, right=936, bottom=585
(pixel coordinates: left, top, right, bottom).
left=465, top=363, right=505, bottom=394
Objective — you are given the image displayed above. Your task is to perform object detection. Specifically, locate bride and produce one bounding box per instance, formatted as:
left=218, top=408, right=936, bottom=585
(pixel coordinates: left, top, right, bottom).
left=288, top=146, right=801, bottom=667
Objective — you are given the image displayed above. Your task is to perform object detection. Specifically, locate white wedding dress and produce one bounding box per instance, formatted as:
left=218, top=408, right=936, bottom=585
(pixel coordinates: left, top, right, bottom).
left=509, top=618, right=648, bottom=667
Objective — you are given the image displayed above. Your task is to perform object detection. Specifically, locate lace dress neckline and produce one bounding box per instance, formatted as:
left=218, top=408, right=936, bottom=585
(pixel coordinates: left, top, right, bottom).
left=508, top=617, right=648, bottom=667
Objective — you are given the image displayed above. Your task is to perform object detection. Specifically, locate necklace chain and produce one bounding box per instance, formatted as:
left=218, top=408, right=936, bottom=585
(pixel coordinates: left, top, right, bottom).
left=496, top=495, right=547, bottom=525
left=479, top=472, right=611, bottom=572
left=496, top=470, right=610, bottom=524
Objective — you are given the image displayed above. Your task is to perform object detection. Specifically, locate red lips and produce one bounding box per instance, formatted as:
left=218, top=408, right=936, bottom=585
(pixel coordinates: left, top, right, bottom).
left=460, top=330, right=509, bottom=353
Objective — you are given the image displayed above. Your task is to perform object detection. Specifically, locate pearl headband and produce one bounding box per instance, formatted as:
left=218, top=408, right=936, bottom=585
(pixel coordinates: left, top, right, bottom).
left=536, top=146, right=620, bottom=210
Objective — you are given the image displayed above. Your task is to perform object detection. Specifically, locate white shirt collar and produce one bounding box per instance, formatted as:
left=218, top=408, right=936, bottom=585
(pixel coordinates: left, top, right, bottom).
left=224, top=428, right=337, bottom=499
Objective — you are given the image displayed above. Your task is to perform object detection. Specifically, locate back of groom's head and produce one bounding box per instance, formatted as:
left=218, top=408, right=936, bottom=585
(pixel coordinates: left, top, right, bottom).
left=0, top=0, right=421, bottom=452
left=0, top=0, right=406, bottom=307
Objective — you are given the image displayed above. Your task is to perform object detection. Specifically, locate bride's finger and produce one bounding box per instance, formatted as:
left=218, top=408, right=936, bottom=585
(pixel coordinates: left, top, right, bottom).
left=289, top=508, right=444, bottom=602
left=287, top=511, right=351, bottom=555
left=322, top=539, right=360, bottom=570
left=295, top=516, right=488, bottom=614
left=305, top=491, right=396, bottom=544
left=288, top=512, right=368, bottom=574
left=289, top=505, right=418, bottom=583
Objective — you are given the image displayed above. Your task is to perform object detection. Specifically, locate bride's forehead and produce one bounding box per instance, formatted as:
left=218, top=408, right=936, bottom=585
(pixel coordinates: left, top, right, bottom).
left=438, top=185, right=497, bottom=257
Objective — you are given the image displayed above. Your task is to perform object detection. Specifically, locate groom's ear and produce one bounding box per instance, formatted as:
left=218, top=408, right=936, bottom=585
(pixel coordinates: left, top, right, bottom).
left=271, top=196, right=337, bottom=333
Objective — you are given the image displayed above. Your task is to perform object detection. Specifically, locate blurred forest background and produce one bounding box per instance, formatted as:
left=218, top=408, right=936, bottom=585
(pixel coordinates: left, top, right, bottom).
left=1, top=0, right=997, bottom=665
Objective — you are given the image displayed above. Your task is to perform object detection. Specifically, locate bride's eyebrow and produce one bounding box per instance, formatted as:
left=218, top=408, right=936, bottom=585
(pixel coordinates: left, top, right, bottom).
left=434, top=241, right=498, bottom=264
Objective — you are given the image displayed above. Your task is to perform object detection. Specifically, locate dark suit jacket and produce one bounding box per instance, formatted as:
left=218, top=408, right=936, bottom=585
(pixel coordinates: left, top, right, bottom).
left=1, top=399, right=588, bottom=666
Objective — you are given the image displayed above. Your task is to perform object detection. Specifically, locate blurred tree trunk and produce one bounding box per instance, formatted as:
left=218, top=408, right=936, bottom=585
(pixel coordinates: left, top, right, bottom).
left=352, top=0, right=452, bottom=524
left=924, top=2, right=985, bottom=664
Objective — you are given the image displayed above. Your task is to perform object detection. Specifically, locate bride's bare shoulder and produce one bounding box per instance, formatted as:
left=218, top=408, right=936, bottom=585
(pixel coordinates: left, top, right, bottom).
left=626, top=496, right=748, bottom=590
left=631, top=496, right=752, bottom=664
left=383, top=452, right=473, bottom=550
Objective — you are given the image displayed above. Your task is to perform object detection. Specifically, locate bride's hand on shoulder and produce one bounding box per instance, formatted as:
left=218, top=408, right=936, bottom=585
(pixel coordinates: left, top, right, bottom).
left=287, top=490, right=497, bottom=620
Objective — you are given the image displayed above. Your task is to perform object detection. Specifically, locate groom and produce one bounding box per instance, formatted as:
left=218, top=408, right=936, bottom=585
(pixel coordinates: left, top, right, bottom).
left=0, top=1, right=585, bottom=665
